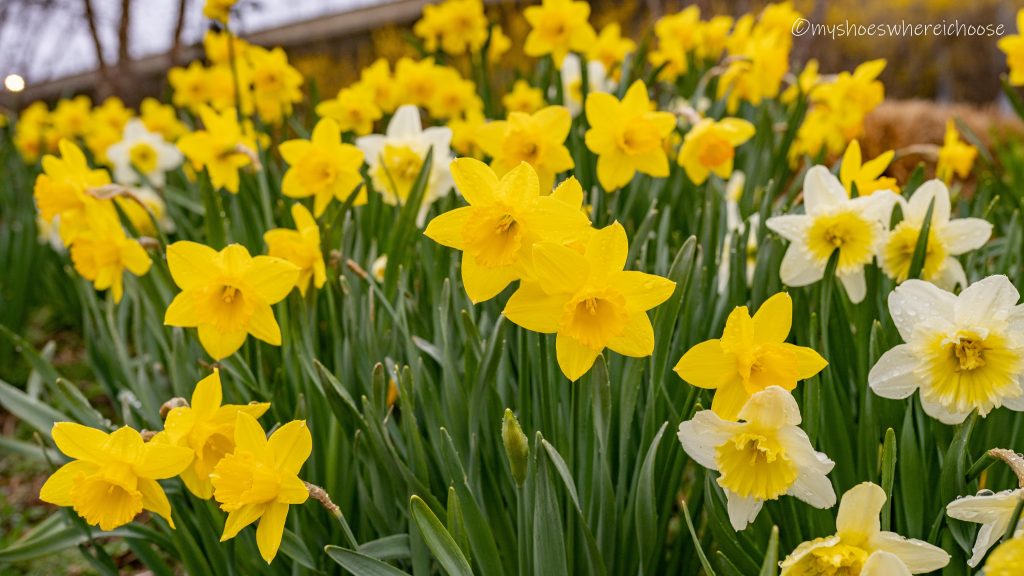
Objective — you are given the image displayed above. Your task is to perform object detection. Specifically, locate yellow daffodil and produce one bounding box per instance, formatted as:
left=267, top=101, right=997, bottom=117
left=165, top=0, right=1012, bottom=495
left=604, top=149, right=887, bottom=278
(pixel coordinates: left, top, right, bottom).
left=678, top=117, right=755, bottom=185
left=588, top=23, right=635, bottom=73
left=869, top=275, right=1024, bottom=424
left=450, top=109, right=487, bottom=158
left=424, top=159, right=591, bottom=303
left=716, top=34, right=789, bottom=113
left=50, top=95, right=92, bottom=140
left=986, top=537, right=1024, bottom=575
left=359, top=59, right=400, bottom=114
left=264, top=204, right=327, bottom=296
left=766, top=166, right=899, bottom=303
left=33, top=139, right=116, bottom=246
left=584, top=80, right=676, bottom=191
left=781, top=59, right=820, bottom=104
left=205, top=64, right=255, bottom=116
left=673, top=292, right=827, bottom=420
left=427, top=69, right=483, bottom=120
left=695, top=15, right=733, bottom=62
left=168, top=61, right=210, bottom=113
left=523, top=0, right=596, bottom=63
left=488, top=26, right=512, bottom=63
left=946, top=488, right=1024, bottom=567
left=248, top=47, right=304, bottom=125
left=70, top=212, right=152, bottom=303
left=476, top=105, right=574, bottom=192
left=503, top=80, right=545, bottom=114
left=503, top=221, right=676, bottom=380
left=39, top=422, right=193, bottom=531
left=164, top=241, right=299, bottom=360
left=315, top=84, right=382, bottom=136
left=211, top=412, right=311, bottom=564
left=677, top=386, right=835, bottom=530
left=152, top=369, right=270, bottom=499
left=139, top=98, right=187, bottom=142
left=998, top=10, right=1024, bottom=86
left=203, top=30, right=250, bottom=66
left=394, top=57, right=443, bottom=109
left=936, top=119, right=977, bottom=183
left=279, top=118, right=365, bottom=217
left=781, top=482, right=950, bottom=575
left=413, top=0, right=488, bottom=56
left=880, top=180, right=992, bottom=288
left=648, top=7, right=701, bottom=82
left=839, top=140, right=897, bottom=196
left=792, top=60, right=887, bottom=160
left=204, top=0, right=236, bottom=22
left=176, top=106, right=256, bottom=194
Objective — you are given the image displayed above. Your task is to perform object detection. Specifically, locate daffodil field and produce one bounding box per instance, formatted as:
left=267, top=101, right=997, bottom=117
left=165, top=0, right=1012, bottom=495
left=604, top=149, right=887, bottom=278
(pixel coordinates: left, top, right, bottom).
left=4, top=0, right=1024, bottom=574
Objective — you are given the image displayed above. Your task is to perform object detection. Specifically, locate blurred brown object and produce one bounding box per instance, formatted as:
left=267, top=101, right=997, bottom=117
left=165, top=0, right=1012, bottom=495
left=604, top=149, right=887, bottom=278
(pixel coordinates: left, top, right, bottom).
left=860, top=99, right=1024, bottom=182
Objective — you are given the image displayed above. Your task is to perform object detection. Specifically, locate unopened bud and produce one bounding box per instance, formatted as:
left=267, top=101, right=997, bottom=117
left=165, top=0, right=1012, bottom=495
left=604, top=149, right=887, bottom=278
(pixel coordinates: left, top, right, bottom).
left=502, top=409, right=529, bottom=486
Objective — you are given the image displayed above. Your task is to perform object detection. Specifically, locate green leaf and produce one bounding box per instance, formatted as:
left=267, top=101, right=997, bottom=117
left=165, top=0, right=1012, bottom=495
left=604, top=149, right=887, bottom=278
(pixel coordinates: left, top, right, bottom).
left=0, top=378, right=67, bottom=436
left=758, top=526, right=779, bottom=576
left=880, top=428, right=897, bottom=531
left=359, top=535, right=411, bottom=561
left=409, top=495, right=473, bottom=576
left=325, top=545, right=413, bottom=576
left=907, top=196, right=936, bottom=281
left=636, top=423, right=668, bottom=573
left=679, top=498, right=717, bottom=576
left=533, top=436, right=568, bottom=576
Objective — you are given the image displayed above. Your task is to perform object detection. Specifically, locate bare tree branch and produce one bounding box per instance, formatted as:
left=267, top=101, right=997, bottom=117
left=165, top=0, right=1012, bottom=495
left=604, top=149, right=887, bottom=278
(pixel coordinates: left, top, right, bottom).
left=82, top=0, right=114, bottom=97
left=170, top=0, right=189, bottom=67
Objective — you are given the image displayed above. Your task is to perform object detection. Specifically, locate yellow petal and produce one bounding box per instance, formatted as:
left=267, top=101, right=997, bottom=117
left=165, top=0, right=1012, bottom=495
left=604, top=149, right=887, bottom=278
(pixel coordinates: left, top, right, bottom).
left=247, top=304, right=283, bottom=346
left=256, top=502, right=290, bottom=563
left=785, top=343, right=828, bottom=379
left=180, top=465, right=215, bottom=500
left=555, top=333, right=601, bottom=381
left=268, top=420, right=312, bottom=475
left=424, top=206, right=473, bottom=249
left=606, top=312, right=654, bottom=357
left=51, top=422, right=109, bottom=463
left=277, top=474, right=310, bottom=504
left=613, top=271, right=676, bottom=312
left=245, top=256, right=300, bottom=304
left=551, top=176, right=584, bottom=208
left=450, top=157, right=498, bottom=205
left=233, top=411, right=269, bottom=456
left=710, top=382, right=751, bottom=421
left=497, top=161, right=541, bottom=206
left=164, top=291, right=200, bottom=327
left=191, top=370, right=223, bottom=420
left=134, top=442, right=194, bottom=479
left=40, top=460, right=97, bottom=506
left=461, top=256, right=518, bottom=304
left=673, top=340, right=736, bottom=390
left=290, top=202, right=317, bottom=232
left=530, top=242, right=587, bottom=294
left=221, top=503, right=265, bottom=541
left=198, top=325, right=248, bottom=360
left=586, top=222, right=629, bottom=278
left=840, top=140, right=862, bottom=189
left=138, top=477, right=175, bottom=528
left=278, top=140, right=311, bottom=166
left=502, top=282, right=564, bottom=333
left=751, top=292, right=793, bottom=344
left=585, top=92, right=619, bottom=127
left=167, top=241, right=220, bottom=291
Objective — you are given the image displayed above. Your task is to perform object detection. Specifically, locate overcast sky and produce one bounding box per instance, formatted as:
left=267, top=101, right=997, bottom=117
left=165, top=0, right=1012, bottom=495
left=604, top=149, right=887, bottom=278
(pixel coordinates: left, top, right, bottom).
left=0, top=0, right=376, bottom=85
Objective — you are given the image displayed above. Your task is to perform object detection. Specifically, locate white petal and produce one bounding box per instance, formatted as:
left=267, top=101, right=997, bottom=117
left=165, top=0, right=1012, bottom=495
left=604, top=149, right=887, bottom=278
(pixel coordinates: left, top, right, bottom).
left=956, top=275, right=1020, bottom=327
left=868, top=344, right=922, bottom=400
left=1000, top=384, right=1024, bottom=411
left=765, top=214, right=809, bottom=243
left=356, top=135, right=385, bottom=166
left=725, top=491, right=763, bottom=531
left=942, top=218, right=992, bottom=254
left=739, top=386, right=803, bottom=428
left=387, top=105, right=423, bottom=138
left=906, top=180, right=951, bottom=224
left=836, top=482, right=885, bottom=541
left=919, top=394, right=970, bottom=425
left=780, top=535, right=841, bottom=570
left=677, top=412, right=735, bottom=471
left=839, top=269, right=867, bottom=303
left=931, top=258, right=967, bottom=291
left=862, top=550, right=912, bottom=576
left=888, top=280, right=956, bottom=342
left=802, top=165, right=847, bottom=214
left=869, top=531, right=951, bottom=573
left=946, top=489, right=1021, bottom=523
left=852, top=189, right=900, bottom=223
left=781, top=429, right=836, bottom=509
left=779, top=245, right=825, bottom=287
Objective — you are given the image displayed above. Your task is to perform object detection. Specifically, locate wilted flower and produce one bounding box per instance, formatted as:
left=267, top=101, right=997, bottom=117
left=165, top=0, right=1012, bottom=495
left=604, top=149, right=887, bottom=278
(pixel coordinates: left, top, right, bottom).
left=869, top=275, right=1024, bottom=424
left=673, top=292, right=827, bottom=420
left=678, top=386, right=836, bottom=530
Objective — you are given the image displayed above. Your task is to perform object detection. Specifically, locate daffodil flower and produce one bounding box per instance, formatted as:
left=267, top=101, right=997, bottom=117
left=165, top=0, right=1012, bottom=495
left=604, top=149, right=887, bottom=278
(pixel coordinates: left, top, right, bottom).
left=152, top=369, right=270, bottom=499
left=69, top=211, right=152, bottom=303
left=279, top=118, right=366, bottom=217
left=678, top=386, right=835, bottom=531
left=584, top=80, right=676, bottom=191
left=936, top=119, right=977, bottom=183
left=164, top=241, right=300, bottom=360
left=315, top=84, right=383, bottom=136
left=357, top=105, right=453, bottom=225
left=946, top=488, right=1024, bottom=567
left=424, top=159, right=591, bottom=303
left=880, top=179, right=992, bottom=288
left=673, top=292, right=827, bottom=420
left=677, top=117, right=755, bottom=185
left=523, top=0, right=596, bottom=63
left=560, top=54, right=609, bottom=117
left=211, top=412, right=311, bottom=564
left=766, top=165, right=900, bottom=303
left=40, top=423, right=193, bottom=531
left=476, top=105, right=575, bottom=193
left=264, top=203, right=327, bottom=296
left=998, top=10, right=1024, bottom=86
left=839, top=139, right=897, bottom=196
left=869, top=275, right=1024, bottom=424
left=780, top=482, right=950, bottom=575
left=176, top=105, right=258, bottom=194
left=502, top=221, right=676, bottom=380
left=985, top=536, right=1024, bottom=574
left=33, top=139, right=117, bottom=245
left=503, top=80, right=546, bottom=115
left=106, top=119, right=182, bottom=187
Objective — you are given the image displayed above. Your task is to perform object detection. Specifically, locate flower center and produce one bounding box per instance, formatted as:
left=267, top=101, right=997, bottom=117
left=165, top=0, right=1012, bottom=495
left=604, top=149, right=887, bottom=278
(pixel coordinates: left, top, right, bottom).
left=464, top=207, right=523, bottom=267
left=786, top=541, right=868, bottom=576
left=806, top=210, right=877, bottom=272
left=881, top=221, right=948, bottom=282
left=71, top=473, right=143, bottom=531
left=221, top=285, right=240, bottom=303
left=619, top=122, right=662, bottom=156
left=697, top=134, right=734, bottom=168
left=375, top=144, right=425, bottom=202
left=559, top=289, right=629, bottom=350
left=211, top=450, right=281, bottom=511
left=715, top=431, right=797, bottom=500
left=129, top=142, right=158, bottom=174
left=922, top=329, right=1024, bottom=416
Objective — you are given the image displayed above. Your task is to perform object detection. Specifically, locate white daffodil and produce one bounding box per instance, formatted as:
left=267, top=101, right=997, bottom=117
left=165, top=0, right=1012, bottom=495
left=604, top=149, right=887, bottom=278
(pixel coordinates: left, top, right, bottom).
left=106, top=119, right=182, bottom=187
left=677, top=386, right=836, bottom=531
left=356, top=105, right=454, bottom=226
left=766, top=165, right=899, bottom=303
left=880, top=179, right=992, bottom=289
left=946, top=488, right=1024, bottom=567
left=717, top=171, right=759, bottom=293
left=560, top=54, right=611, bottom=117
left=780, top=482, right=950, bottom=575
left=869, top=275, right=1024, bottom=424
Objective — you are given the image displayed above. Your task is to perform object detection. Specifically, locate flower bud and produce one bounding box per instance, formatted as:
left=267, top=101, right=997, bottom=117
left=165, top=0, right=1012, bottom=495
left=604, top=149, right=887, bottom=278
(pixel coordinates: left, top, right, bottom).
left=502, top=408, right=529, bottom=486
